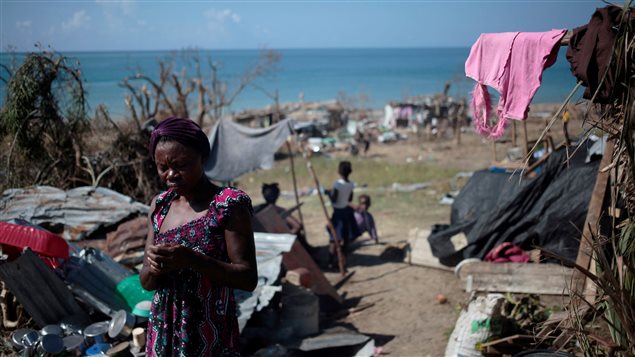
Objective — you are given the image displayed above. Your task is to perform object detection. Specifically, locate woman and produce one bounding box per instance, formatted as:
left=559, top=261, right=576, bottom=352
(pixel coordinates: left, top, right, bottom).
left=140, top=117, right=257, bottom=356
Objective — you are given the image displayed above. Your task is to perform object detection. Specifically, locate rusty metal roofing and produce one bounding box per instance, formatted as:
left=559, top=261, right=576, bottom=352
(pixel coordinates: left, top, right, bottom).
left=0, top=186, right=149, bottom=241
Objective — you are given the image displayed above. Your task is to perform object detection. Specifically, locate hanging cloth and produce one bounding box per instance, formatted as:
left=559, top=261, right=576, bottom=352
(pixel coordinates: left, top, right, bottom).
left=204, top=118, right=293, bottom=181
left=566, top=5, right=625, bottom=104
left=465, top=29, right=567, bottom=138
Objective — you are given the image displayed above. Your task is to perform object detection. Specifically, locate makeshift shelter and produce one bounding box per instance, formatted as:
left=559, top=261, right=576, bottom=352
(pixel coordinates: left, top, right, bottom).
left=428, top=144, right=600, bottom=267
left=0, top=186, right=149, bottom=241
left=204, top=118, right=293, bottom=182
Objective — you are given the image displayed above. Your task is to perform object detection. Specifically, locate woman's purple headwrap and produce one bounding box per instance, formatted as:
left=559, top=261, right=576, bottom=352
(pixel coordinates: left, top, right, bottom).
left=148, top=117, right=210, bottom=161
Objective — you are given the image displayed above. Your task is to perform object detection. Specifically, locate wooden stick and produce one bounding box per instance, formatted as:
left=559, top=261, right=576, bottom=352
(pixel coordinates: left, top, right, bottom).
left=522, top=120, right=529, bottom=158
left=307, top=161, right=346, bottom=275
left=547, top=134, right=555, bottom=153
left=544, top=118, right=551, bottom=151
left=563, top=120, right=571, bottom=147
left=491, top=139, right=497, bottom=162
left=512, top=121, right=517, bottom=147
left=280, top=202, right=304, bottom=219
left=286, top=141, right=305, bottom=229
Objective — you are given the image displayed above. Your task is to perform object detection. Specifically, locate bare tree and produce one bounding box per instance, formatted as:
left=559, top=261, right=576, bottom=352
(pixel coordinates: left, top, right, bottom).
left=120, top=49, right=280, bottom=127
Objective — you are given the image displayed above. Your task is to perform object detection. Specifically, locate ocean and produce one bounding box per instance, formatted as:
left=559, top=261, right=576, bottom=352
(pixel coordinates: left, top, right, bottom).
left=0, top=48, right=579, bottom=118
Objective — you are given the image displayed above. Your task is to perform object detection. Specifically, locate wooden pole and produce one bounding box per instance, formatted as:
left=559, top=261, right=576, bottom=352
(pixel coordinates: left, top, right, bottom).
left=512, top=121, right=517, bottom=147
left=544, top=118, right=551, bottom=152
left=286, top=140, right=305, bottom=229
left=455, top=114, right=462, bottom=147
left=307, top=161, right=346, bottom=275
left=522, top=120, right=529, bottom=158
left=572, top=140, right=614, bottom=302
left=491, top=139, right=497, bottom=162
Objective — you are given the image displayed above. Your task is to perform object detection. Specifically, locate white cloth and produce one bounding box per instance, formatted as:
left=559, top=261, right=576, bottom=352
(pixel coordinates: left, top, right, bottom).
left=331, top=179, right=354, bottom=209
left=384, top=104, right=395, bottom=128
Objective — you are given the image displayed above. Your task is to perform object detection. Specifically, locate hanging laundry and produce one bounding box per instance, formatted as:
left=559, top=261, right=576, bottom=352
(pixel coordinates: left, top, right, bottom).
left=465, top=29, right=567, bottom=138
left=566, top=6, right=626, bottom=104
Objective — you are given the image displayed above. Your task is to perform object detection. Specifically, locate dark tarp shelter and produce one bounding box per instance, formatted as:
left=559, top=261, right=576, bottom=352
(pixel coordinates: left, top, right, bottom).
left=428, top=144, right=602, bottom=267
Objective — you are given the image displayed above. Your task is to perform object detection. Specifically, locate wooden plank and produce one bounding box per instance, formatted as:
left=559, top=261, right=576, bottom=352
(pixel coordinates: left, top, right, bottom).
left=254, top=205, right=292, bottom=234
left=406, top=229, right=452, bottom=272
left=572, top=140, right=614, bottom=299
left=282, top=240, right=342, bottom=303
left=456, top=261, right=573, bottom=295
left=253, top=206, right=342, bottom=302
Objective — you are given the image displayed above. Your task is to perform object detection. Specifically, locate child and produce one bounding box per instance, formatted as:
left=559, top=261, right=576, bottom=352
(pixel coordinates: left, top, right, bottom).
left=254, top=183, right=314, bottom=254
left=325, top=161, right=360, bottom=269
left=353, top=194, right=379, bottom=243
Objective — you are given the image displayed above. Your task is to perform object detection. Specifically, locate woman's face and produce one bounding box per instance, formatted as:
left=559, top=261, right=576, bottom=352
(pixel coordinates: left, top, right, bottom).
left=154, top=140, right=204, bottom=196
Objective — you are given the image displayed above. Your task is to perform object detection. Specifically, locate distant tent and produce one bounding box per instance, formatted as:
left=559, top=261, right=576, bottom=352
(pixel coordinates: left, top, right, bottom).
left=204, top=118, right=293, bottom=182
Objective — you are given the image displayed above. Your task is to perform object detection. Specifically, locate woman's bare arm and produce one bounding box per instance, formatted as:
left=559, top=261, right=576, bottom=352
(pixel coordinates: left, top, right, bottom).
left=140, top=198, right=161, bottom=291
left=151, top=205, right=258, bottom=291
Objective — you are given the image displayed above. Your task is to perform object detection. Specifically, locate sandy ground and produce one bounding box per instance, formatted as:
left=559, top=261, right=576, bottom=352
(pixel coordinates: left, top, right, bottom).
left=286, top=104, right=581, bottom=356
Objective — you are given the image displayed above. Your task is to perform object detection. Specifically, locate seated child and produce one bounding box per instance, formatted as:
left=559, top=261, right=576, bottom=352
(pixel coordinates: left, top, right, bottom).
left=353, top=194, right=378, bottom=243
left=254, top=183, right=314, bottom=253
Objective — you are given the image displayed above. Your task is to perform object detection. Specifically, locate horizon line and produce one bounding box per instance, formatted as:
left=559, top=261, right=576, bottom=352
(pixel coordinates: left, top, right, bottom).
left=0, top=45, right=472, bottom=55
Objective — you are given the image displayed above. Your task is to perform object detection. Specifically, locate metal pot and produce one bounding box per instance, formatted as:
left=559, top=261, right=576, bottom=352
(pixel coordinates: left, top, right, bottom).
left=40, top=324, right=64, bottom=337
left=108, top=310, right=136, bottom=339
left=36, top=334, right=65, bottom=356
left=63, top=334, right=85, bottom=357
left=83, top=321, right=109, bottom=345
left=60, top=314, right=88, bottom=336
left=20, top=330, right=40, bottom=357
left=10, top=328, right=35, bottom=351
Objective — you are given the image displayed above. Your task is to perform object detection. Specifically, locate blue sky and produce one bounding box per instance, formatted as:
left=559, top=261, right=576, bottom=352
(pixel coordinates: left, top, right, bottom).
left=1, top=1, right=603, bottom=52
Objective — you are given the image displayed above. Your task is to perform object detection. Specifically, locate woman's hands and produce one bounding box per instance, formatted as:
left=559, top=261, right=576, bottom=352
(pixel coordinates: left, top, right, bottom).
left=145, top=243, right=195, bottom=275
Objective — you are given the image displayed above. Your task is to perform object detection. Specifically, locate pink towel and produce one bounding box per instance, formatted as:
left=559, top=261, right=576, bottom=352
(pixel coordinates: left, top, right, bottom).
left=484, top=242, right=530, bottom=263
left=465, top=29, right=567, bottom=138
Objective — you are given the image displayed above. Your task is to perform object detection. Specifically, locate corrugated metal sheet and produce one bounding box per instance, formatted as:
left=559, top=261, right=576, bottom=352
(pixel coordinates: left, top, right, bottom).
left=236, top=232, right=296, bottom=332
left=64, top=247, right=134, bottom=316
left=0, top=186, right=149, bottom=241
left=105, top=216, right=147, bottom=266
left=0, top=249, right=89, bottom=328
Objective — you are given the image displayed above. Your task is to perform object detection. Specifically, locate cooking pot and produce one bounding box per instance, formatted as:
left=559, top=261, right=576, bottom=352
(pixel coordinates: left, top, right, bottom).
left=36, top=334, right=65, bottom=356
left=108, top=310, right=136, bottom=339
left=63, top=334, right=85, bottom=357
left=40, top=324, right=63, bottom=336
left=10, top=328, right=35, bottom=350
left=83, top=321, right=109, bottom=345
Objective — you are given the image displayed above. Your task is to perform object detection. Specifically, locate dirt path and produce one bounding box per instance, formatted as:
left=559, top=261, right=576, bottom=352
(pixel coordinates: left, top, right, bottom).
left=293, top=135, right=485, bottom=355
left=260, top=104, right=576, bottom=355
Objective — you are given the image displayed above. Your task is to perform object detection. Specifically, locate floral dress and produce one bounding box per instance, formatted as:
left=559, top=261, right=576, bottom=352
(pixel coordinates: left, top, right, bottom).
left=146, top=187, right=252, bottom=357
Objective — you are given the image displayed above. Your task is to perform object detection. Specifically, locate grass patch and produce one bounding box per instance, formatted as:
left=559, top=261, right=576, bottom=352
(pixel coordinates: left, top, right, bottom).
left=237, top=154, right=460, bottom=197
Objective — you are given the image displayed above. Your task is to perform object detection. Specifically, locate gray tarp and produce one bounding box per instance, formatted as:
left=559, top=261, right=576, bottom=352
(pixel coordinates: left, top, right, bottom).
left=205, top=119, right=293, bottom=182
